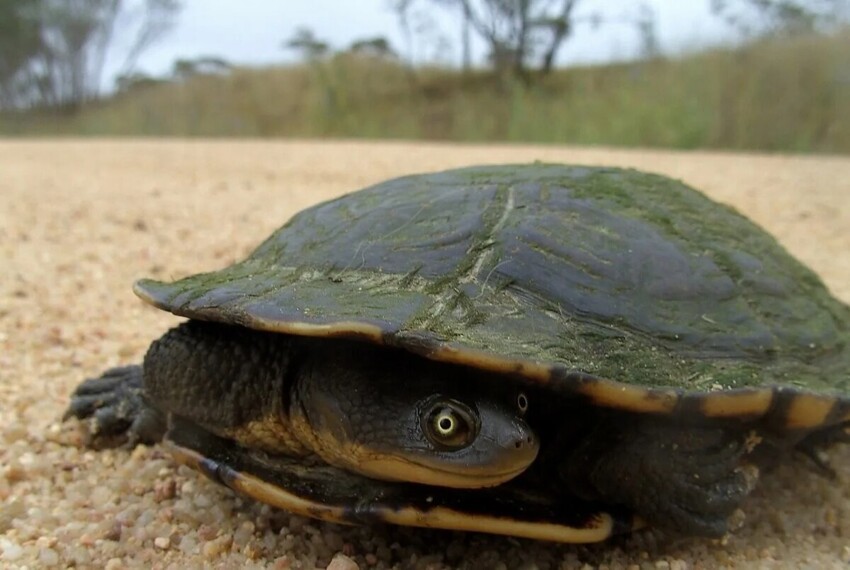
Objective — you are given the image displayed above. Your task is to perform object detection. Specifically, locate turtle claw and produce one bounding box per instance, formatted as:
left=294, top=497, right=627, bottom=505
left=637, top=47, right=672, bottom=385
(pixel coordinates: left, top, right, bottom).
left=64, top=366, right=139, bottom=421
left=66, top=365, right=166, bottom=446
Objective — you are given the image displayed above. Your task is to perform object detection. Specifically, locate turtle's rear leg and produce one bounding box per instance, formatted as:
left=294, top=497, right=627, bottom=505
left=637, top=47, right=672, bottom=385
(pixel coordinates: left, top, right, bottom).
left=560, top=417, right=758, bottom=537
left=794, top=421, right=850, bottom=478
left=65, top=365, right=166, bottom=447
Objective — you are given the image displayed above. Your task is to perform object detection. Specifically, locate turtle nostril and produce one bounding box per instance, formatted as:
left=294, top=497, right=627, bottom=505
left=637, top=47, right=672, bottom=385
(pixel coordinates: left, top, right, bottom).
left=514, top=434, right=535, bottom=449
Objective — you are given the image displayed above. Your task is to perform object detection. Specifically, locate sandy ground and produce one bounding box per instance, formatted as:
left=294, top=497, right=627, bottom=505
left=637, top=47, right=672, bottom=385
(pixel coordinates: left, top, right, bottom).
left=1, top=140, right=849, bottom=569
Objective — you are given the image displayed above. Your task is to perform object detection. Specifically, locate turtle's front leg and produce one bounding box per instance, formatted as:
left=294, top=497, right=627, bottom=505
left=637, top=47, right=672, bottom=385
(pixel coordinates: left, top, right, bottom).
left=560, top=417, right=759, bottom=537
left=65, top=365, right=166, bottom=446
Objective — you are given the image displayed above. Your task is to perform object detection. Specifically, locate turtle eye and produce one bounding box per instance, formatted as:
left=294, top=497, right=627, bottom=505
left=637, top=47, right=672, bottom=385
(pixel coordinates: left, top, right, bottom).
left=516, top=392, right=529, bottom=415
left=424, top=400, right=476, bottom=449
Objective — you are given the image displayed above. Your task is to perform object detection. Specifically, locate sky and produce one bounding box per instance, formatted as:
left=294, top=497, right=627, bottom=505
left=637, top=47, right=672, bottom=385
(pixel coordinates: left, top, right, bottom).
left=109, top=1, right=740, bottom=83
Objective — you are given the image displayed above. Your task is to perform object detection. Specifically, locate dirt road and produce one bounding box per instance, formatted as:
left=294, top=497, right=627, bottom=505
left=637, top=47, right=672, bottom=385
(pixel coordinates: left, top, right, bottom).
left=2, top=140, right=849, bottom=568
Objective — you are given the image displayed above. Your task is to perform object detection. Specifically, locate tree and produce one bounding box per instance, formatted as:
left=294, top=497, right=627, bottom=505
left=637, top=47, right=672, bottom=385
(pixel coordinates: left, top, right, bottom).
left=0, top=0, right=181, bottom=110
left=401, top=1, right=653, bottom=81
left=283, top=27, right=330, bottom=62
left=171, top=56, right=231, bottom=81
left=710, top=0, right=850, bottom=37
left=389, top=0, right=453, bottom=68
left=636, top=3, right=660, bottom=60
left=443, top=0, right=585, bottom=79
left=117, top=0, right=182, bottom=80
left=0, top=0, right=45, bottom=108
left=348, top=37, right=398, bottom=59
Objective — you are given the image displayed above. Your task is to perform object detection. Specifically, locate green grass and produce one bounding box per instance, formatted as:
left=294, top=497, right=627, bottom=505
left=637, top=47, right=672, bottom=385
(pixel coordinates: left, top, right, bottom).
left=2, top=30, right=849, bottom=153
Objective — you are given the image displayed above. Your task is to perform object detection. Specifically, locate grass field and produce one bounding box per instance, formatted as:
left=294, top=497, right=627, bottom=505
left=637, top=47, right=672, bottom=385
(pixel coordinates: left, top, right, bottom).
left=2, top=30, right=848, bottom=153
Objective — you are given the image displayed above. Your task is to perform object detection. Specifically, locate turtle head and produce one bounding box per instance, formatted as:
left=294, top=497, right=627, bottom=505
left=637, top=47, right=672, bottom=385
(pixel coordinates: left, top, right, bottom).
left=290, top=341, right=539, bottom=489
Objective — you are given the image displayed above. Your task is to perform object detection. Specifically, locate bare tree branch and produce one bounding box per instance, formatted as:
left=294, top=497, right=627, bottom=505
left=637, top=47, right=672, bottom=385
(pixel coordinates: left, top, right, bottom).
left=118, top=0, right=180, bottom=78
left=0, top=0, right=181, bottom=110
left=415, top=0, right=656, bottom=80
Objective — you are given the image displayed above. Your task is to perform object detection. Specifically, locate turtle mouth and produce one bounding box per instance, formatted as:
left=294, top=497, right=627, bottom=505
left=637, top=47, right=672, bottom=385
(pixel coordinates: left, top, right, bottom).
left=169, top=421, right=533, bottom=491
left=354, top=451, right=537, bottom=489
left=346, top=419, right=541, bottom=489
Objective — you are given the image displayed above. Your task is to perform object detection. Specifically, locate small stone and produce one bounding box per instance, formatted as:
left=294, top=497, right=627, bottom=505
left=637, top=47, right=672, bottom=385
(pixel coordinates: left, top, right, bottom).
left=179, top=535, right=198, bottom=554
left=327, top=552, right=360, bottom=570
left=154, top=536, right=171, bottom=549
left=197, top=524, right=218, bottom=541
left=234, top=520, right=256, bottom=546
left=103, top=520, right=122, bottom=541
left=202, top=534, right=232, bottom=559
left=193, top=493, right=213, bottom=508
left=91, top=485, right=112, bottom=507
left=39, top=547, right=60, bottom=566
left=67, top=545, right=92, bottom=565
left=154, top=479, right=177, bottom=502
left=325, top=530, right=344, bottom=552
left=244, top=541, right=263, bottom=559
left=0, top=499, right=25, bottom=533
left=728, top=508, right=748, bottom=532
left=105, top=558, right=123, bottom=570
left=0, top=539, right=23, bottom=561
left=4, top=463, right=26, bottom=484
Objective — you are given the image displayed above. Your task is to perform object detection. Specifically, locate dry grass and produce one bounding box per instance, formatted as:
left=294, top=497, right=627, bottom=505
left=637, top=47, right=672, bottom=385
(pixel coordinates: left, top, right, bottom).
left=2, top=30, right=849, bottom=153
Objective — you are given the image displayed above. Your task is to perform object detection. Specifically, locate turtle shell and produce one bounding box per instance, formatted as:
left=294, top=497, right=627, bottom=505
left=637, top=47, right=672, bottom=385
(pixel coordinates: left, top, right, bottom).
left=136, top=164, right=850, bottom=431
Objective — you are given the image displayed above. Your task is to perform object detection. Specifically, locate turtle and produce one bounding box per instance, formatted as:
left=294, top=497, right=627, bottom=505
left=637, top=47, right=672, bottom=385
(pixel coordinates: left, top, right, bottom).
left=65, top=164, right=850, bottom=543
